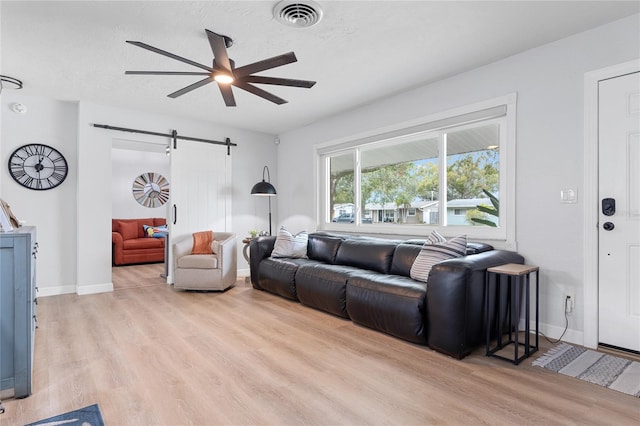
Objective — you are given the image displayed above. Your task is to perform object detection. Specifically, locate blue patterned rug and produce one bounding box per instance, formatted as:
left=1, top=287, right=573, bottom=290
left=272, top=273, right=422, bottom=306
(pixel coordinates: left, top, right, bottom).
left=25, top=404, right=105, bottom=426
left=533, top=343, right=640, bottom=397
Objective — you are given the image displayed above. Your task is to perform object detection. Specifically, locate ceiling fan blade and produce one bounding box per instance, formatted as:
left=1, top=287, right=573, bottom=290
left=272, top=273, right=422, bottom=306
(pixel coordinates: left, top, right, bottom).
left=233, top=52, right=298, bottom=77
left=126, top=41, right=213, bottom=72
left=241, top=75, right=316, bottom=88
left=205, top=30, right=232, bottom=73
left=125, top=71, right=211, bottom=75
left=218, top=84, right=236, bottom=107
left=168, top=77, right=215, bottom=98
left=233, top=82, right=287, bottom=105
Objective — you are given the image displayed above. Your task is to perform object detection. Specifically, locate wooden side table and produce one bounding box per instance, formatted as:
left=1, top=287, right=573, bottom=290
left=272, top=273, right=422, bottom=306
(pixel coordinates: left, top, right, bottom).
left=485, top=263, right=539, bottom=365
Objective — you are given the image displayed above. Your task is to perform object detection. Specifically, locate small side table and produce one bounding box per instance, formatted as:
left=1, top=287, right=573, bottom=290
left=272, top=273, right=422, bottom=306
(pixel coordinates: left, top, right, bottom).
left=242, top=237, right=252, bottom=263
left=485, top=263, right=539, bottom=365
left=242, top=237, right=253, bottom=283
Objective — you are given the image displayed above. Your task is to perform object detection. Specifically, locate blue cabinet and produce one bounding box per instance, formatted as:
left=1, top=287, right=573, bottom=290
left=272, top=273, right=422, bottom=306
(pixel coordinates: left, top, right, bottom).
left=0, top=227, right=37, bottom=399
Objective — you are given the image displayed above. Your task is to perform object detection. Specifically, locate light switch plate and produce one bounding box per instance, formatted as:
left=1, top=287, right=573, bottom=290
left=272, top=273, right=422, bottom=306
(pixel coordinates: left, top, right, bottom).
left=560, top=188, right=578, bottom=203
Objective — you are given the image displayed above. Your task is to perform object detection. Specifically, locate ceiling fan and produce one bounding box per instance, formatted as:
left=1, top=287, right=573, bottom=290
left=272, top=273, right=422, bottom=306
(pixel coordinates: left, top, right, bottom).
left=125, top=29, right=316, bottom=106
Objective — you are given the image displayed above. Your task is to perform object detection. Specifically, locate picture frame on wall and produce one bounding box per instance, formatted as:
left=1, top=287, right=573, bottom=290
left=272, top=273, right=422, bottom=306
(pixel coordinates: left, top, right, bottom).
left=0, top=198, right=21, bottom=232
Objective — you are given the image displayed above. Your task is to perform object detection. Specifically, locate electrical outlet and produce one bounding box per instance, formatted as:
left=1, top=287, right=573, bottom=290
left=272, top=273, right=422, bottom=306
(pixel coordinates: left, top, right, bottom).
left=564, top=295, right=574, bottom=314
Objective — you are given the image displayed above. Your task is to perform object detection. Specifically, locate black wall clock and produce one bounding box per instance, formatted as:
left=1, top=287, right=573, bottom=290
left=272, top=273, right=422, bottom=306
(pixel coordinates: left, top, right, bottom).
left=8, top=144, right=68, bottom=190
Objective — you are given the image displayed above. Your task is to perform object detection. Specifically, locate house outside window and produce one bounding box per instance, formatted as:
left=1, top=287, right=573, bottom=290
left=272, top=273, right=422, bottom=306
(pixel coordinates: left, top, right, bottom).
left=317, top=95, right=516, bottom=247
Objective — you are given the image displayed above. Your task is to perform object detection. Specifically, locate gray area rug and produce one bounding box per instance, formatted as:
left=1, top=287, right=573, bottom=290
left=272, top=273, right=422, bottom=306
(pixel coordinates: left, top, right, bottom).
left=25, top=404, right=105, bottom=426
left=533, top=343, right=640, bottom=398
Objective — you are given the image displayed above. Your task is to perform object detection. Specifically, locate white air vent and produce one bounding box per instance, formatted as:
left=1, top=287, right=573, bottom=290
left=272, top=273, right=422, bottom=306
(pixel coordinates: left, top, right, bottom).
left=274, top=0, right=323, bottom=28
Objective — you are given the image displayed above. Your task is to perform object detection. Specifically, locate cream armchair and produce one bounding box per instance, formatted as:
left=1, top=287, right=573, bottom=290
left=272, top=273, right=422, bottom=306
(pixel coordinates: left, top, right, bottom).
left=173, top=232, right=237, bottom=291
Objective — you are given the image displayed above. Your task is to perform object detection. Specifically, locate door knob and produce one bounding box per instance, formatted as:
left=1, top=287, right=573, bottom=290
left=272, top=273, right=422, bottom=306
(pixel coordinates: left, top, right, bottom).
left=603, top=222, right=615, bottom=231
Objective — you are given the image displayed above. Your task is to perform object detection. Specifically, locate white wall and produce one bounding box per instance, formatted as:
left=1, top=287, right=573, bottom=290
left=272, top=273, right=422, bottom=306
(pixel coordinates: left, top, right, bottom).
left=0, top=94, right=79, bottom=294
left=1, top=95, right=277, bottom=295
left=276, top=14, right=640, bottom=346
left=111, top=143, right=170, bottom=219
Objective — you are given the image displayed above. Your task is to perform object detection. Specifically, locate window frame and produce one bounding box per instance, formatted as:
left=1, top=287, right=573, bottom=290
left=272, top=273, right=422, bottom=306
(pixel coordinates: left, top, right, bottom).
left=315, top=94, right=517, bottom=250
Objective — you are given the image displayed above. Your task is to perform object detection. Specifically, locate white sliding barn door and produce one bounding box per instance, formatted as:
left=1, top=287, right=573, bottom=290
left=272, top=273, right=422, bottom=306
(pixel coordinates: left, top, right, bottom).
left=598, top=71, right=640, bottom=352
left=167, top=138, right=232, bottom=282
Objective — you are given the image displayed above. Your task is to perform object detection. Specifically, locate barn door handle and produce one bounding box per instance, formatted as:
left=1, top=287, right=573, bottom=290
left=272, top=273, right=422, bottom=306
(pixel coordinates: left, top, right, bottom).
left=173, top=204, right=177, bottom=225
left=602, top=198, right=616, bottom=216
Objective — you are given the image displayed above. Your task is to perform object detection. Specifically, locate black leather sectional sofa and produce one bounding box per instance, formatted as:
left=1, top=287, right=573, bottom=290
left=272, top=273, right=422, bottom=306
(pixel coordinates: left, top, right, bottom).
left=249, top=232, right=523, bottom=359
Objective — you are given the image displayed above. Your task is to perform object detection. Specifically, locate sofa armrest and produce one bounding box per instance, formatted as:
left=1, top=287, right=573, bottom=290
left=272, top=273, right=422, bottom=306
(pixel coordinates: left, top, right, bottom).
left=112, top=231, right=124, bottom=265
left=249, top=236, right=276, bottom=289
left=426, top=249, right=524, bottom=359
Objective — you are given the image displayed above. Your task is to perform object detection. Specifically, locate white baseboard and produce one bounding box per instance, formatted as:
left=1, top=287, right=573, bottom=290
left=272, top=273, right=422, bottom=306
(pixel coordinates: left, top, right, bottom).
left=37, top=285, right=77, bottom=297
left=37, top=282, right=114, bottom=296
left=524, top=319, right=584, bottom=347
left=77, top=282, right=114, bottom=295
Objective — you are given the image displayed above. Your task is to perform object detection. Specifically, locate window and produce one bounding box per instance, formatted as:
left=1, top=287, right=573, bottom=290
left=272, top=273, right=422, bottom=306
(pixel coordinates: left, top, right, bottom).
left=317, top=95, right=516, bottom=247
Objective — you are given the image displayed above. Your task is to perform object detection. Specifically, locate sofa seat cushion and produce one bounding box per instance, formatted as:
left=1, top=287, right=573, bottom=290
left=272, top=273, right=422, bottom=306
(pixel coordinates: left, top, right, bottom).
left=258, top=258, right=321, bottom=300
left=177, top=254, right=218, bottom=269
left=123, top=238, right=165, bottom=250
left=346, top=272, right=427, bottom=344
left=295, top=263, right=363, bottom=318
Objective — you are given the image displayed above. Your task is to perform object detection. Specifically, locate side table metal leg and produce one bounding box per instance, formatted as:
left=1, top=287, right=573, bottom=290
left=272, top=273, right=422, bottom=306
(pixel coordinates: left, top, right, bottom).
left=525, top=273, right=530, bottom=356
left=496, top=273, right=503, bottom=348
left=513, top=276, right=521, bottom=364
left=485, top=271, right=491, bottom=355
left=535, top=270, right=540, bottom=351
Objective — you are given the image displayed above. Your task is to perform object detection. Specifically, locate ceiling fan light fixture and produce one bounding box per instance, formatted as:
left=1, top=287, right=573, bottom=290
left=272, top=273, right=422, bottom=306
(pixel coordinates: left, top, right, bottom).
left=214, top=73, right=234, bottom=84
left=274, top=0, right=323, bottom=28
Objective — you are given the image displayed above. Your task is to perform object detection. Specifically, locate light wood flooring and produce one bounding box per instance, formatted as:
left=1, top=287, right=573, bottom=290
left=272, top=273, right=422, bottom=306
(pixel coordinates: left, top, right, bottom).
left=1, top=266, right=639, bottom=425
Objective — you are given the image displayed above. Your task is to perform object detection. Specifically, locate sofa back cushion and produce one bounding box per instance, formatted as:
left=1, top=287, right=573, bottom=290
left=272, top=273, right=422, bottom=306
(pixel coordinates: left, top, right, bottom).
left=390, top=243, right=422, bottom=277
left=466, top=242, right=493, bottom=254
left=117, top=220, right=140, bottom=241
left=335, top=238, right=397, bottom=274
left=307, top=234, right=345, bottom=263
left=113, top=218, right=167, bottom=239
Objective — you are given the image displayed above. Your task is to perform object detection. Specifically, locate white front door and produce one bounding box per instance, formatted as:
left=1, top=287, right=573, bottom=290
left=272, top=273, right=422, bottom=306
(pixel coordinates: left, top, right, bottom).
left=598, top=71, right=640, bottom=352
left=168, top=137, right=232, bottom=282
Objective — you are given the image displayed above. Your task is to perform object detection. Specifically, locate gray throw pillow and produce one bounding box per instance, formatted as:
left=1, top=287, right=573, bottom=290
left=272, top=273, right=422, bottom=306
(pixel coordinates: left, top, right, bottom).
left=410, top=235, right=467, bottom=283
left=271, top=226, right=309, bottom=258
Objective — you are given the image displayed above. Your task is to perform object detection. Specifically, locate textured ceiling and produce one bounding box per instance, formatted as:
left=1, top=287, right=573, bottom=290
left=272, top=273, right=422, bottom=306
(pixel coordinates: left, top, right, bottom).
left=1, top=1, right=638, bottom=135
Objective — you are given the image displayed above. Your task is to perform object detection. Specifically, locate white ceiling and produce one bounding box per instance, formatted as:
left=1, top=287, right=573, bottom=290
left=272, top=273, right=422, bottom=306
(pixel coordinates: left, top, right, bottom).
left=1, top=1, right=638, bottom=135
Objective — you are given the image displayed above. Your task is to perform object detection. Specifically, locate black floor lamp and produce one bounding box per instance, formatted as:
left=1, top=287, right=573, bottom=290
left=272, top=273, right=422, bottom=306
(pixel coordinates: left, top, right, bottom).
left=251, top=165, right=277, bottom=236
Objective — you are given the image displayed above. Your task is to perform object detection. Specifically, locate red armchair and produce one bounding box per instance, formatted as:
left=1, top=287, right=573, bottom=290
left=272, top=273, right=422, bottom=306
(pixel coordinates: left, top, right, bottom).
left=112, top=218, right=167, bottom=266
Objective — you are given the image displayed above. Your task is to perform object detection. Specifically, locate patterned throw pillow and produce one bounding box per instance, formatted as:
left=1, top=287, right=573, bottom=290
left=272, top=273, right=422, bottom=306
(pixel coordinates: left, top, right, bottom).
left=271, top=226, right=308, bottom=258
left=143, top=224, right=168, bottom=238
left=425, top=229, right=447, bottom=244
left=410, top=235, right=467, bottom=283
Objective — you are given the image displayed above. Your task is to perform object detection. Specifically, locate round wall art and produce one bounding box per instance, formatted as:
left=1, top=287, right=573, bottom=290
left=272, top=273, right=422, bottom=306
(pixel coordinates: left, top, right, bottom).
left=132, top=172, right=169, bottom=208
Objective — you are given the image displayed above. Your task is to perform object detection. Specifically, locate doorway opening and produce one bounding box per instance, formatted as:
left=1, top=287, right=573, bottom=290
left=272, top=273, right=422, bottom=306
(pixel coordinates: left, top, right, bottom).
left=111, top=138, right=171, bottom=289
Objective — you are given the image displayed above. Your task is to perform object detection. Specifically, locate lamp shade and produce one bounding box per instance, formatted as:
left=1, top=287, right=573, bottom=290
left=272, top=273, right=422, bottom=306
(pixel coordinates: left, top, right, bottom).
left=251, top=181, right=277, bottom=196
